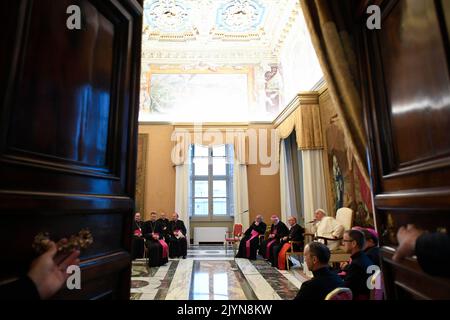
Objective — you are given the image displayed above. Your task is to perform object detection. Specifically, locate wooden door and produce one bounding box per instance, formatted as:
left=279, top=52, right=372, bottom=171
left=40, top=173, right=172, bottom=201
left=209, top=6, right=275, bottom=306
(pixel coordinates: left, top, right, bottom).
left=356, top=0, right=450, bottom=299
left=0, top=0, right=143, bottom=299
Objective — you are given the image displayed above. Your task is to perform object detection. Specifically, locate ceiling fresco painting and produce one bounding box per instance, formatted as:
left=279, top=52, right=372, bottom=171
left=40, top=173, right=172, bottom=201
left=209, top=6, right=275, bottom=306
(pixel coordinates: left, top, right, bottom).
left=139, top=0, right=323, bottom=122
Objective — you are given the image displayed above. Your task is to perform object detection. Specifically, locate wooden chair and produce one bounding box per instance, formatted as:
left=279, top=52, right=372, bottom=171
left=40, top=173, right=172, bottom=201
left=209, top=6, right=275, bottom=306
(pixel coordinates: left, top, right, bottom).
left=325, top=287, right=353, bottom=300
left=285, top=240, right=304, bottom=270
left=224, top=223, right=243, bottom=255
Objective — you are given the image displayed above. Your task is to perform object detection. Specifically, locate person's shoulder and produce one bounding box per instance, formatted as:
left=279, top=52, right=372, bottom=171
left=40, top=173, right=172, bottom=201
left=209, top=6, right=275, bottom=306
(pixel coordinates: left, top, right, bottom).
left=352, top=251, right=373, bottom=269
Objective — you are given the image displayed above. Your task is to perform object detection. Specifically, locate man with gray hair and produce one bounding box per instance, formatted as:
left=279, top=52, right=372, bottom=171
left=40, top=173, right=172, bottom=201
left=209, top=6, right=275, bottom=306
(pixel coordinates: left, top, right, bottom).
left=310, top=209, right=345, bottom=250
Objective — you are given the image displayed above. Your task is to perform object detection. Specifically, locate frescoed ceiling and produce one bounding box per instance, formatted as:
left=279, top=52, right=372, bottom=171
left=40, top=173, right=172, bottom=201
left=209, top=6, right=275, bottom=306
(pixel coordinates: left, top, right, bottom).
left=141, top=0, right=301, bottom=65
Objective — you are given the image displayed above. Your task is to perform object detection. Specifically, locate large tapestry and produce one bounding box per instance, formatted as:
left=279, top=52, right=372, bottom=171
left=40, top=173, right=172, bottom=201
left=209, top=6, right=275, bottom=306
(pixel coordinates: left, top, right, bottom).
left=135, top=134, right=148, bottom=215
left=320, top=89, right=374, bottom=227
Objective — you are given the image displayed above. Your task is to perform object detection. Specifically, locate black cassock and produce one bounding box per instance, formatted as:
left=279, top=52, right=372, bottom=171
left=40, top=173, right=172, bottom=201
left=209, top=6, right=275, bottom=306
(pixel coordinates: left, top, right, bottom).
left=157, top=218, right=170, bottom=241
left=236, top=222, right=267, bottom=260
left=168, top=219, right=188, bottom=258
left=142, top=220, right=169, bottom=267
left=271, top=223, right=304, bottom=267
left=259, top=221, right=289, bottom=260
left=131, top=220, right=145, bottom=260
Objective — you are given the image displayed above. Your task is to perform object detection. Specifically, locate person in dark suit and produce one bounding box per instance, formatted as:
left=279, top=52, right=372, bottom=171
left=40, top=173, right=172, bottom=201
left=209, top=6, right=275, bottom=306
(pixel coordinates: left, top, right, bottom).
left=168, top=212, right=188, bottom=259
left=259, top=215, right=289, bottom=261
left=361, top=228, right=380, bottom=266
left=341, top=229, right=374, bottom=300
left=271, top=216, right=304, bottom=269
left=294, top=242, right=344, bottom=300
left=236, top=215, right=267, bottom=260
left=393, top=224, right=450, bottom=278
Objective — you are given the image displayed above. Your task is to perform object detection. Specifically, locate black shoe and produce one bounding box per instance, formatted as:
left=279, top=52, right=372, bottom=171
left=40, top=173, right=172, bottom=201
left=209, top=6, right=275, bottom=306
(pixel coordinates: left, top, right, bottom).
left=182, top=256, right=186, bottom=259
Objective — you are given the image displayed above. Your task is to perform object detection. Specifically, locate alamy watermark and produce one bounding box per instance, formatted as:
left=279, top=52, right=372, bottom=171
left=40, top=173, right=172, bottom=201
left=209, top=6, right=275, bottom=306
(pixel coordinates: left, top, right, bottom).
left=66, top=265, right=81, bottom=290
left=367, top=5, right=381, bottom=30
left=66, top=5, right=81, bottom=30
left=171, top=123, right=280, bottom=176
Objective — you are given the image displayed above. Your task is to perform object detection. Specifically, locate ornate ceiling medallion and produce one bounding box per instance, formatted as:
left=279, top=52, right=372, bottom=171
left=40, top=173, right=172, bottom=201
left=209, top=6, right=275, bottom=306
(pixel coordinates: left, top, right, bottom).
left=211, top=0, right=266, bottom=41
left=143, top=0, right=197, bottom=41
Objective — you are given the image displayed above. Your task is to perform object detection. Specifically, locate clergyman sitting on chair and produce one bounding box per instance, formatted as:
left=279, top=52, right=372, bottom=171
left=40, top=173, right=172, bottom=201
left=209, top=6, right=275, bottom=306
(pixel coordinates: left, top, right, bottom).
left=271, top=216, right=304, bottom=269
left=236, top=215, right=267, bottom=260
left=310, top=209, right=345, bottom=250
left=131, top=212, right=145, bottom=260
left=259, top=215, right=289, bottom=261
left=294, top=242, right=344, bottom=300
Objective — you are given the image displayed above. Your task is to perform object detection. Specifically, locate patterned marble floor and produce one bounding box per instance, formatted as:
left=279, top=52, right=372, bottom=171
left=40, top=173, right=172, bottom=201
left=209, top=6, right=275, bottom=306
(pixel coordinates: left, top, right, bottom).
left=130, top=245, right=310, bottom=300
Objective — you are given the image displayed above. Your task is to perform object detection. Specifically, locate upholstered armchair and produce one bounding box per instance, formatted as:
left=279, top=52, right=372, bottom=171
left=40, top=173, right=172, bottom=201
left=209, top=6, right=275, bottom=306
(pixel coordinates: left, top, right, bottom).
left=308, top=207, right=354, bottom=264
left=224, top=223, right=243, bottom=255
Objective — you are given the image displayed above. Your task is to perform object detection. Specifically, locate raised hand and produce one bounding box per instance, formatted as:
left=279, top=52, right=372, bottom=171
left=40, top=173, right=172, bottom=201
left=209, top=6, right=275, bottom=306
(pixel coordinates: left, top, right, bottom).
left=27, top=241, right=80, bottom=299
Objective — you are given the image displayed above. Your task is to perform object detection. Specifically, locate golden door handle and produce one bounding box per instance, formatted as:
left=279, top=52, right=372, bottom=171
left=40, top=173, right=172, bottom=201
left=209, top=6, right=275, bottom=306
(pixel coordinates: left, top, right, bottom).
left=32, top=229, right=94, bottom=254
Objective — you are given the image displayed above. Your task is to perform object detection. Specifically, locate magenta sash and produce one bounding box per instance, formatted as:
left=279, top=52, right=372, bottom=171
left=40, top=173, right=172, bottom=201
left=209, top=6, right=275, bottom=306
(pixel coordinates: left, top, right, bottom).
left=265, top=239, right=277, bottom=259
left=246, top=230, right=260, bottom=258
left=153, top=232, right=169, bottom=258
left=265, top=229, right=278, bottom=259
left=159, top=239, right=169, bottom=258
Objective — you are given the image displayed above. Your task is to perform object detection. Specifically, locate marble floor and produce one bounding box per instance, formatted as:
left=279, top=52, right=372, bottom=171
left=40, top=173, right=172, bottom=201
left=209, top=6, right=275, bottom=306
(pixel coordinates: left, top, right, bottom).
left=130, top=245, right=310, bottom=300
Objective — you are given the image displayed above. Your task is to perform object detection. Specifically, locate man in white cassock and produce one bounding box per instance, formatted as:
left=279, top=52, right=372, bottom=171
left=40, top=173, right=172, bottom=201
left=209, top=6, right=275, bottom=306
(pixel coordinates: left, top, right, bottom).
left=310, top=209, right=345, bottom=250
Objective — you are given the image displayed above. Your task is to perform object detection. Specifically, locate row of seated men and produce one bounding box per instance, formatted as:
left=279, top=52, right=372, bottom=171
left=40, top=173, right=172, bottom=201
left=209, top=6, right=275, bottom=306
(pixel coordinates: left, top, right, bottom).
left=236, top=209, right=381, bottom=300
left=132, top=211, right=188, bottom=267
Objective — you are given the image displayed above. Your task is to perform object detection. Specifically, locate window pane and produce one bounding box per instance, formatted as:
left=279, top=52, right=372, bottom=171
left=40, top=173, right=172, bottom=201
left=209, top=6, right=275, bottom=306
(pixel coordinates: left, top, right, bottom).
left=213, top=180, right=227, bottom=197
left=213, top=145, right=226, bottom=157
left=194, top=144, right=209, bottom=157
left=213, top=198, right=227, bottom=215
left=194, top=198, right=208, bottom=216
left=195, top=181, right=208, bottom=197
left=213, top=158, right=226, bottom=175
left=194, top=157, right=208, bottom=175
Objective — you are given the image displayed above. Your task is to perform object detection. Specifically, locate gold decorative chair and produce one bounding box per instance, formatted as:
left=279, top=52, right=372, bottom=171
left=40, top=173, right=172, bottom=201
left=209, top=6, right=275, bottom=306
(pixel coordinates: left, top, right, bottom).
left=325, top=287, right=353, bottom=300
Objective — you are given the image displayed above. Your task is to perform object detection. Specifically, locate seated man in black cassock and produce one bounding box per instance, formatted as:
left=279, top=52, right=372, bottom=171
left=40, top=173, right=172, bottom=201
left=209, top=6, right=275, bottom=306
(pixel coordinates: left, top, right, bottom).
left=271, top=216, right=304, bottom=269
left=236, top=215, right=267, bottom=260
left=142, top=212, right=169, bottom=267
left=168, top=212, right=188, bottom=259
left=294, top=242, right=344, bottom=300
left=157, top=211, right=170, bottom=241
left=131, top=212, right=145, bottom=260
left=259, top=215, right=289, bottom=261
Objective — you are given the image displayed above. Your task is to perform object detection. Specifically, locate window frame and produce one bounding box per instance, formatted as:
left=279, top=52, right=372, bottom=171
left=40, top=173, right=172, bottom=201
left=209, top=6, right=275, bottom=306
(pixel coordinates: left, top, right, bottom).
left=190, top=144, right=234, bottom=221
